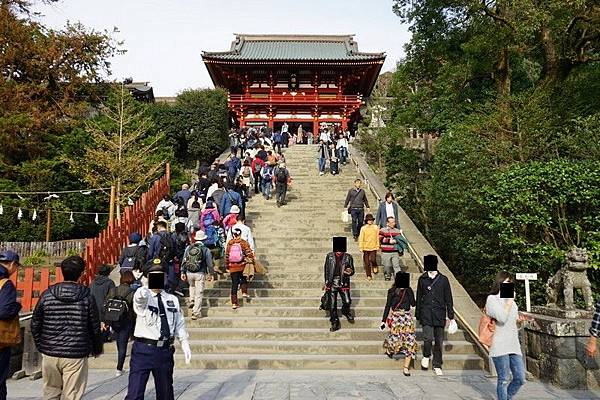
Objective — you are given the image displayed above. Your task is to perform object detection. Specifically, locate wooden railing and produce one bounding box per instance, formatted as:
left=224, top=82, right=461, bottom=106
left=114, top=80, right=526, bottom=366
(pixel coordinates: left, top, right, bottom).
left=0, top=240, right=86, bottom=259
left=10, top=164, right=171, bottom=311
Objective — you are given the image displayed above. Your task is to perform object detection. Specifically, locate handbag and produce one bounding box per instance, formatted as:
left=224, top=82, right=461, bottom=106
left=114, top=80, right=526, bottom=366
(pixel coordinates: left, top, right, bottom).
left=341, top=210, right=350, bottom=223
left=385, top=289, right=407, bottom=328
left=0, top=279, right=21, bottom=348
left=478, top=311, right=496, bottom=349
left=319, top=292, right=332, bottom=311
left=243, top=259, right=255, bottom=281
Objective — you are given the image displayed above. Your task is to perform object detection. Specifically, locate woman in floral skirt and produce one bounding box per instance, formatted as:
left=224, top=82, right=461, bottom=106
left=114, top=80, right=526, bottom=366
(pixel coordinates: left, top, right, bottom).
left=380, top=271, right=417, bottom=376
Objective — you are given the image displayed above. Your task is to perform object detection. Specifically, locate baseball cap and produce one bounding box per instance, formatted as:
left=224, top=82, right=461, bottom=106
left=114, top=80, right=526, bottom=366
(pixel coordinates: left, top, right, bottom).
left=0, top=250, right=20, bottom=265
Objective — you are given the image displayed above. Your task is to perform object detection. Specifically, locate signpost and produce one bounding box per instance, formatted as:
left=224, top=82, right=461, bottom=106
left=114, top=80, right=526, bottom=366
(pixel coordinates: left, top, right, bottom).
left=516, top=273, right=538, bottom=312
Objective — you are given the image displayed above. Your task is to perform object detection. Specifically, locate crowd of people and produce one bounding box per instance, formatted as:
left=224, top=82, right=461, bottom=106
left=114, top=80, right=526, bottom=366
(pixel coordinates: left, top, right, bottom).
left=1, top=123, right=600, bottom=400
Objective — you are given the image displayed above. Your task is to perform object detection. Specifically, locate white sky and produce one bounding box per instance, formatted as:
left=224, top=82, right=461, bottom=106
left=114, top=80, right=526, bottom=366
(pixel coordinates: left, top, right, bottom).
left=34, top=0, right=410, bottom=96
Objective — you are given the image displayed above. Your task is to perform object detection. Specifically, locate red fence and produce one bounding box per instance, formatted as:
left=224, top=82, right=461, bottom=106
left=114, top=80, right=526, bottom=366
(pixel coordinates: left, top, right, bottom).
left=12, top=164, right=171, bottom=311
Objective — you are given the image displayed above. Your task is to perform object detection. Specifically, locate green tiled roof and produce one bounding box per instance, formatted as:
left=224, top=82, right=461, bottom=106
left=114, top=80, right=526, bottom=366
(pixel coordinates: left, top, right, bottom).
left=203, top=34, right=385, bottom=62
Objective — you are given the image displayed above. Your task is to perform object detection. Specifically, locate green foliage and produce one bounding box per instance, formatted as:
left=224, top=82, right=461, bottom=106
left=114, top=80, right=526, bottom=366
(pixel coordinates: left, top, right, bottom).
left=149, top=88, right=229, bottom=166
left=382, top=0, right=600, bottom=306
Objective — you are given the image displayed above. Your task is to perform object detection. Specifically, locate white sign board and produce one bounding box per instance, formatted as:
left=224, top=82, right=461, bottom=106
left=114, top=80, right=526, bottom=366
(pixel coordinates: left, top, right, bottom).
left=516, top=273, right=538, bottom=312
left=516, top=273, right=538, bottom=281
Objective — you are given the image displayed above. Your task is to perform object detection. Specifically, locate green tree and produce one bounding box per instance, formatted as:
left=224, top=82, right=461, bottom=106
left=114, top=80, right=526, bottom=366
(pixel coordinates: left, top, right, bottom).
left=67, top=86, right=165, bottom=217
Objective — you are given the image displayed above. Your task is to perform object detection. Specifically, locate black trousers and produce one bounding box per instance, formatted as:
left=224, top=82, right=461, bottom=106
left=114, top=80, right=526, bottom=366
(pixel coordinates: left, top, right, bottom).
left=254, top=171, right=261, bottom=194
left=328, top=288, right=352, bottom=323
left=422, top=325, right=445, bottom=368
left=230, top=271, right=248, bottom=296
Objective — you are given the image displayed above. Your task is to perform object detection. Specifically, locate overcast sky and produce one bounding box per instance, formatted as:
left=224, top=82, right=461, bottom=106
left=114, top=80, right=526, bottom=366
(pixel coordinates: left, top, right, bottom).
left=34, top=0, right=411, bottom=96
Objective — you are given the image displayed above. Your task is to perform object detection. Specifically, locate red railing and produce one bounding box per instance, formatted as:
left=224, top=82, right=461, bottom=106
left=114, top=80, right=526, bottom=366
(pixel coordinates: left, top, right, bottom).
left=11, top=163, right=171, bottom=311
left=228, top=93, right=363, bottom=105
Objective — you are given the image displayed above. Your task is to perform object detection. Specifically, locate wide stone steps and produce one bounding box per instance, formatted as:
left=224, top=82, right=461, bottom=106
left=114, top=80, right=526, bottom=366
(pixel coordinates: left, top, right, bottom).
left=198, top=296, right=393, bottom=308
left=202, top=288, right=394, bottom=297
left=100, top=339, right=477, bottom=356
left=91, top=145, right=484, bottom=372
left=130, top=327, right=472, bottom=341
left=89, top=353, right=484, bottom=370
left=209, top=279, right=417, bottom=289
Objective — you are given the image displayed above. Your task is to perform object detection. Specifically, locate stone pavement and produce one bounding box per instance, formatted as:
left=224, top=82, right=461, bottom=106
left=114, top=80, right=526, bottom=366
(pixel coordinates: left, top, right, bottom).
left=7, top=370, right=600, bottom=399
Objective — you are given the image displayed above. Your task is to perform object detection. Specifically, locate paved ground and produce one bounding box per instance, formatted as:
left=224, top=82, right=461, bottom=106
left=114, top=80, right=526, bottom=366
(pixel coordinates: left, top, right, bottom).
left=7, top=369, right=600, bottom=399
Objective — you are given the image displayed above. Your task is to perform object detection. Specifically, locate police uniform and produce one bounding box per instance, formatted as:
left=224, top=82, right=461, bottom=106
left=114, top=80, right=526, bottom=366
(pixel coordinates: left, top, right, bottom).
left=125, top=286, right=191, bottom=400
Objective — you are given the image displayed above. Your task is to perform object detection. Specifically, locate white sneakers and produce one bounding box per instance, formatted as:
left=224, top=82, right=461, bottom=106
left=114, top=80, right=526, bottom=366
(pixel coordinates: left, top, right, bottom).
left=319, top=171, right=324, bottom=176
left=115, top=370, right=124, bottom=377
left=420, top=357, right=443, bottom=376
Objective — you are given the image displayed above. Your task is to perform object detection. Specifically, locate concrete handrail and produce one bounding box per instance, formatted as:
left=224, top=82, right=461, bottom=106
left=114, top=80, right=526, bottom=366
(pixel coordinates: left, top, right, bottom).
left=347, top=143, right=491, bottom=371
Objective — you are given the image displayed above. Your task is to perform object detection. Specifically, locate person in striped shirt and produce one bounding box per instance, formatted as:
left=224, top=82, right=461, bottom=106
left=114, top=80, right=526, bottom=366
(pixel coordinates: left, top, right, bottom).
left=587, top=297, right=600, bottom=358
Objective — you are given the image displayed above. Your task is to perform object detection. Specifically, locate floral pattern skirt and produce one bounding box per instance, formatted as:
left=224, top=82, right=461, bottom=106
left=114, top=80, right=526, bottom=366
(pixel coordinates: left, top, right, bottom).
left=383, top=309, right=418, bottom=358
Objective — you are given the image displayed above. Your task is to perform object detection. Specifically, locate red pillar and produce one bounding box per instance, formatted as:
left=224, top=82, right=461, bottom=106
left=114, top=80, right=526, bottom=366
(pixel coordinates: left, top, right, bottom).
left=342, top=116, right=348, bottom=130
left=313, top=119, right=319, bottom=139
left=268, top=119, right=274, bottom=129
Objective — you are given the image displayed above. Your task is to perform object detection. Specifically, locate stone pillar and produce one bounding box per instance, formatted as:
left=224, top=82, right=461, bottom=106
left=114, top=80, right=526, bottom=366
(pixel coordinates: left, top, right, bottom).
left=523, top=307, right=600, bottom=389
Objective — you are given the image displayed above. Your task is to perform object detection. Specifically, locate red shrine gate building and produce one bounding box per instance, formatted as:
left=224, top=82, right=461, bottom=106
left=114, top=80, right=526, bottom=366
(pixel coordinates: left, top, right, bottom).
left=202, top=34, right=386, bottom=135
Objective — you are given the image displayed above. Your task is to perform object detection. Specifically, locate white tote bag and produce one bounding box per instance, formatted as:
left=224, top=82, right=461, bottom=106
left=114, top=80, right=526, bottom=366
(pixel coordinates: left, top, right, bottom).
left=341, top=210, right=350, bottom=223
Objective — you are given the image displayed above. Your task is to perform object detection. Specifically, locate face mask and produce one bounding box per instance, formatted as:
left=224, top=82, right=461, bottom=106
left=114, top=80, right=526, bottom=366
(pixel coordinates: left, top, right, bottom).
left=427, top=271, right=438, bottom=279
left=133, top=270, right=143, bottom=280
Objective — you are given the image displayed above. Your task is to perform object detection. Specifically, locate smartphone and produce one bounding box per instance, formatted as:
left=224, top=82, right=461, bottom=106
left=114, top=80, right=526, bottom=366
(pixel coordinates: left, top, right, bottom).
left=500, top=282, right=515, bottom=299
left=148, top=272, right=165, bottom=290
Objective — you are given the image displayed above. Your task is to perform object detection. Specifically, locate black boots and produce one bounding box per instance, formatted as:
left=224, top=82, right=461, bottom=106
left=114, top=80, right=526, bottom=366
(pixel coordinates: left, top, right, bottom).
left=330, top=320, right=341, bottom=332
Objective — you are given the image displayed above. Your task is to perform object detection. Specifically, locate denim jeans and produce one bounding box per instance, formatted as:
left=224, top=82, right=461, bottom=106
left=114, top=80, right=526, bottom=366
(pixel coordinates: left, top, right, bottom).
left=318, top=157, right=326, bottom=173
left=349, top=208, right=364, bottom=238
left=338, top=147, right=348, bottom=163
left=492, top=353, right=525, bottom=400
left=261, top=180, right=272, bottom=199
left=115, top=320, right=133, bottom=371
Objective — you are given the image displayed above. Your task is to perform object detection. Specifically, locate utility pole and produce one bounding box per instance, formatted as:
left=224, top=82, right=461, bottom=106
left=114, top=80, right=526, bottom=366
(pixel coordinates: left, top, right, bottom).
left=45, top=208, right=51, bottom=242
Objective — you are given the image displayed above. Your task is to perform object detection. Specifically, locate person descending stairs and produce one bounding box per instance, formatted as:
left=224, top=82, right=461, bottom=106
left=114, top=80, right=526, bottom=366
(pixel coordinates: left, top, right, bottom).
left=91, top=144, right=484, bottom=371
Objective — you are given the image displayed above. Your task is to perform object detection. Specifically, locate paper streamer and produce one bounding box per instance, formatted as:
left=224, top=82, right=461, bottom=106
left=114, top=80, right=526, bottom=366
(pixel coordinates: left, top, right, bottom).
left=94, top=213, right=99, bottom=224
left=32, top=209, right=37, bottom=221
left=69, top=212, right=75, bottom=223
left=17, top=208, right=22, bottom=219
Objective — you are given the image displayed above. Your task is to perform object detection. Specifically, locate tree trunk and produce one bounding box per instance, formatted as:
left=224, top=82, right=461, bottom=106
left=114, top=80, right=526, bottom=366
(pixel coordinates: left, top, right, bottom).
left=540, top=25, right=560, bottom=82
left=496, top=46, right=512, bottom=132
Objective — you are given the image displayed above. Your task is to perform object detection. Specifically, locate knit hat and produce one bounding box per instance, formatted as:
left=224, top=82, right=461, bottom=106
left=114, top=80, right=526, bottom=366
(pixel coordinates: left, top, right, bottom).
left=229, top=205, right=241, bottom=214
left=129, top=232, right=142, bottom=244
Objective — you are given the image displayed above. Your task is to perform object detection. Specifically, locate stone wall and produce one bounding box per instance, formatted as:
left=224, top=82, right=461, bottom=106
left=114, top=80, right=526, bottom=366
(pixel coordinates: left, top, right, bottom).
left=524, top=309, right=600, bottom=389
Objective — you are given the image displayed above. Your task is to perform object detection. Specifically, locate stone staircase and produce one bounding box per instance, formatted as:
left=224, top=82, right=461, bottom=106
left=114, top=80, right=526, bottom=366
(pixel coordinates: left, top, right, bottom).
left=91, top=144, right=484, bottom=370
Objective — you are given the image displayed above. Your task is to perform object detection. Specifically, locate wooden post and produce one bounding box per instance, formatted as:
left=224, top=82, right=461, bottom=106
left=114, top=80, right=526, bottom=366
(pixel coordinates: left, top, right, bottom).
left=109, top=185, right=116, bottom=222
left=45, top=208, right=51, bottom=242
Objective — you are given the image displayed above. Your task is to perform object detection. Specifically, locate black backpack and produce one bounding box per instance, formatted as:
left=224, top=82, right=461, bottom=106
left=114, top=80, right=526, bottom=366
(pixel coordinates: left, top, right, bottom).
left=158, top=232, right=174, bottom=263
left=276, top=169, right=287, bottom=183
left=120, top=245, right=143, bottom=271
left=103, top=291, right=132, bottom=327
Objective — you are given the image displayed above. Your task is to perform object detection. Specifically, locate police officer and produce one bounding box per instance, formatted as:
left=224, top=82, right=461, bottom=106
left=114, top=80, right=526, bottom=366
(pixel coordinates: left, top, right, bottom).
left=125, top=260, right=191, bottom=400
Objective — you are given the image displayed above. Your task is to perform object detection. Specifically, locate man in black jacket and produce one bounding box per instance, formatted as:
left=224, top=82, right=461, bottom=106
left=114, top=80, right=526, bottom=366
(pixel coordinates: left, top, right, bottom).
left=323, top=237, right=355, bottom=332
left=32, top=256, right=103, bottom=400
left=415, top=254, right=454, bottom=376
